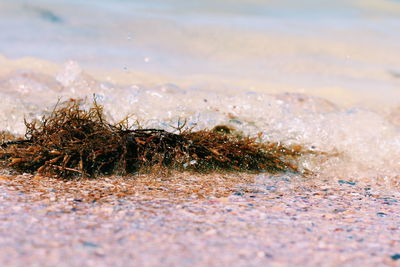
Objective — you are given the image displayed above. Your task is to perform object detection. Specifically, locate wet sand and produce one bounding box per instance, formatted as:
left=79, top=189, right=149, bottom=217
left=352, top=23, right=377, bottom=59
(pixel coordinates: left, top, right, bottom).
left=0, top=172, right=399, bottom=267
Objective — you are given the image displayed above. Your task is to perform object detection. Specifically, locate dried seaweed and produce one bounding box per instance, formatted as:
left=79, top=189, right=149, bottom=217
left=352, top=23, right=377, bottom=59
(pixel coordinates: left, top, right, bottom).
left=0, top=99, right=309, bottom=178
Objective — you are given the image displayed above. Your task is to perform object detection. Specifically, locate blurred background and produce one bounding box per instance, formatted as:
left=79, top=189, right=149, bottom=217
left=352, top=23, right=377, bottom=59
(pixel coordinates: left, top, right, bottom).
left=0, top=0, right=400, bottom=105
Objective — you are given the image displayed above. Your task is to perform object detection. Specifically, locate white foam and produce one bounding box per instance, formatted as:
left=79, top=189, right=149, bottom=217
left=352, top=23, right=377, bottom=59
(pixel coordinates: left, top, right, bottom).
left=0, top=63, right=399, bottom=186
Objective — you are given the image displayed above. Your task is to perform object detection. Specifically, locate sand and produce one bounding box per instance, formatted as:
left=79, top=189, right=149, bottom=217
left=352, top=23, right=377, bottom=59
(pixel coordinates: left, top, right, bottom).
left=0, top=172, right=399, bottom=267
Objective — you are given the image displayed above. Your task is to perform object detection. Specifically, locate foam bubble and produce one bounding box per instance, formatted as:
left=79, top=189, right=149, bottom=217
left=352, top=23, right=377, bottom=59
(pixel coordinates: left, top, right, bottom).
left=0, top=63, right=399, bottom=187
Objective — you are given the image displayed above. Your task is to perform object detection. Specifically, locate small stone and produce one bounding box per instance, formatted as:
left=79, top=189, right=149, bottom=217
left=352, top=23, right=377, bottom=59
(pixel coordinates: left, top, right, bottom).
left=338, top=180, right=356, bottom=186
left=257, top=251, right=273, bottom=258
left=250, top=190, right=265, bottom=194
left=333, top=208, right=346, bottom=213
left=82, top=241, right=100, bottom=248
left=376, top=212, right=387, bottom=217
left=391, top=254, right=400, bottom=260
left=266, top=186, right=277, bottom=191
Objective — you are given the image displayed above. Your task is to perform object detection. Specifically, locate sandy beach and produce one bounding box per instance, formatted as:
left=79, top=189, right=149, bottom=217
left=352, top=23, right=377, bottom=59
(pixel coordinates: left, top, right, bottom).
left=0, top=172, right=399, bottom=267
left=1, top=0, right=400, bottom=266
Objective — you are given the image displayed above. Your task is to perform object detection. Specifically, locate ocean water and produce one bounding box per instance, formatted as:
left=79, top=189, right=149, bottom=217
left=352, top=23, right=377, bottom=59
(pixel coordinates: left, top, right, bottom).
left=0, top=0, right=399, bottom=187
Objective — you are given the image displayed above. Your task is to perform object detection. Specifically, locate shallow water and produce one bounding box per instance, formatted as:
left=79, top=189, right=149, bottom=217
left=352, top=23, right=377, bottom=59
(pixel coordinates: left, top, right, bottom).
left=0, top=0, right=399, bottom=187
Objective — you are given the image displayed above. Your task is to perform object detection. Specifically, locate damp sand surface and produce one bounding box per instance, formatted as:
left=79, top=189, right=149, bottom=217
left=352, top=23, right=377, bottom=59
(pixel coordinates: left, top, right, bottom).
left=0, top=172, right=399, bottom=267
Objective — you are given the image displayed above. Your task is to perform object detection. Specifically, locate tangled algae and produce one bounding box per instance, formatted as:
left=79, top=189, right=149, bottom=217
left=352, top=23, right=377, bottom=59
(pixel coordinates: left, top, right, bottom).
left=0, top=99, right=311, bottom=178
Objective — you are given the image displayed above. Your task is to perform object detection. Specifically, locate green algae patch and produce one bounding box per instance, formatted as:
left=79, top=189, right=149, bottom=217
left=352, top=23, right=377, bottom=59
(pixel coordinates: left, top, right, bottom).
left=0, top=99, right=310, bottom=178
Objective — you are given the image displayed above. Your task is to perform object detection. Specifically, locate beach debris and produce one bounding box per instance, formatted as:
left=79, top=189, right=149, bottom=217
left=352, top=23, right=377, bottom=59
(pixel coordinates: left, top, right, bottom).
left=0, top=99, right=311, bottom=178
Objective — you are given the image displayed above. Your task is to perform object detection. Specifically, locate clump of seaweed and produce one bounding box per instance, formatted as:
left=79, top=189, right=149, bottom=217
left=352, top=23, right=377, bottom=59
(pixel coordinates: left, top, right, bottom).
left=0, top=99, right=309, bottom=178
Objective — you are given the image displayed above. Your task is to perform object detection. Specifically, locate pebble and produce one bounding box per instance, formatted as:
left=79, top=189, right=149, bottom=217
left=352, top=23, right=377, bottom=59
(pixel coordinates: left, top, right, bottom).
left=391, top=254, right=400, bottom=260
left=82, top=241, right=100, bottom=248
left=338, top=180, right=356, bottom=186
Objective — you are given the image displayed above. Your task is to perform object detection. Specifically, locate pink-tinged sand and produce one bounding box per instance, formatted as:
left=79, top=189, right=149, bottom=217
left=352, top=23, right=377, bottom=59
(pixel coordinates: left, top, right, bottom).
left=0, top=173, right=399, bottom=267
